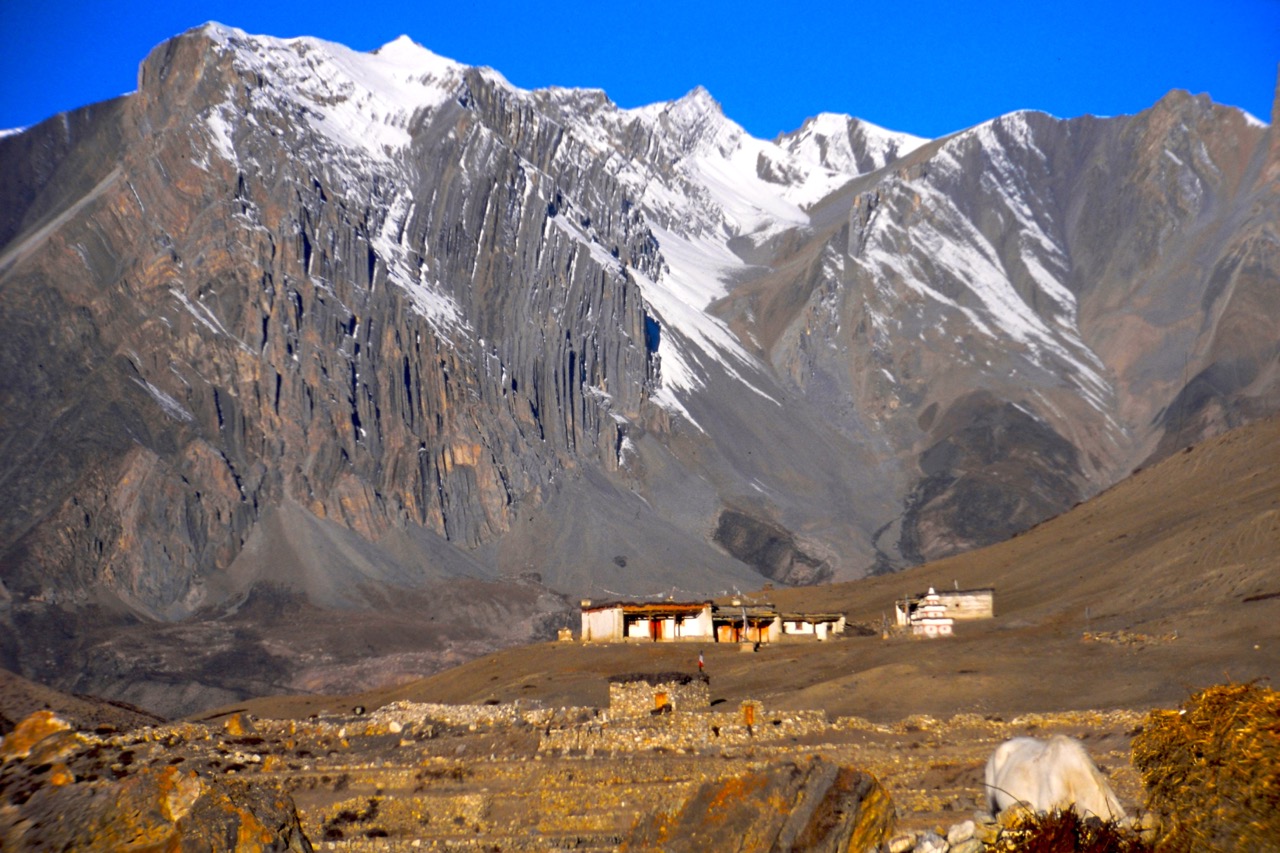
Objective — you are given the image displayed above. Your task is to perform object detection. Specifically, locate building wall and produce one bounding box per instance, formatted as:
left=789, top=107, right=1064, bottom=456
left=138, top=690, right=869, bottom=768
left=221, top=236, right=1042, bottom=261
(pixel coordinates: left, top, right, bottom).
left=939, top=590, right=994, bottom=620
left=609, top=679, right=710, bottom=717
left=780, top=618, right=842, bottom=640
left=681, top=609, right=714, bottom=638
left=585, top=605, right=830, bottom=643
left=626, top=618, right=653, bottom=639
left=897, top=591, right=994, bottom=626
left=913, top=621, right=953, bottom=638
left=622, top=608, right=712, bottom=642
left=582, top=607, right=624, bottom=642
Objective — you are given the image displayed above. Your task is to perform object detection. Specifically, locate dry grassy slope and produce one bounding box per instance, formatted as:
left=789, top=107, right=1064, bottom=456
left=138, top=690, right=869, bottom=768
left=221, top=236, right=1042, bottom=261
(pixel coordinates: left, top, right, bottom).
left=216, top=416, right=1280, bottom=724
left=774, top=412, right=1280, bottom=622
left=0, top=669, right=163, bottom=733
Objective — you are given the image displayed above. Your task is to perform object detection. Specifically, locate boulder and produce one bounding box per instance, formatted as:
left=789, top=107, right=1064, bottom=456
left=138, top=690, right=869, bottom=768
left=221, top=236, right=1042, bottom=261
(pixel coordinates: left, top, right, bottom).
left=623, top=756, right=894, bottom=852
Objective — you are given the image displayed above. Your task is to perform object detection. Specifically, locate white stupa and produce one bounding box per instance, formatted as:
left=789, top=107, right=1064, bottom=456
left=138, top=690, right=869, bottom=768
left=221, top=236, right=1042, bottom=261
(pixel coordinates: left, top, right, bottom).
left=911, top=587, right=954, bottom=638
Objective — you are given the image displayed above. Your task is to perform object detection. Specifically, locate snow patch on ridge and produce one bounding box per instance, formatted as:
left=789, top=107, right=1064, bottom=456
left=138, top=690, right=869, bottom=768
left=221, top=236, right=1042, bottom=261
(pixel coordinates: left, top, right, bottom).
left=205, top=108, right=237, bottom=164
left=853, top=111, right=1118, bottom=420
left=632, top=224, right=779, bottom=409
left=371, top=191, right=468, bottom=338
left=133, top=378, right=195, bottom=423
left=1241, top=110, right=1269, bottom=129
left=168, top=287, right=253, bottom=352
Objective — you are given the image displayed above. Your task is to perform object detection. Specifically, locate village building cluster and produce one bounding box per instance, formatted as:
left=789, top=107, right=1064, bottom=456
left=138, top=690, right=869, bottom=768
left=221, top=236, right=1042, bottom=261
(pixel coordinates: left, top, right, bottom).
left=577, top=586, right=994, bottom=644
left=578, top=599, right=847, bottom=644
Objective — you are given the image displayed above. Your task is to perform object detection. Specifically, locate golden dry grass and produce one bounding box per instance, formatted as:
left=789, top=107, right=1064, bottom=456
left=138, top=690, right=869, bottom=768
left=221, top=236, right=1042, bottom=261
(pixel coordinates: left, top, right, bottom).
left=1132, top=681, right=1280, bottom=852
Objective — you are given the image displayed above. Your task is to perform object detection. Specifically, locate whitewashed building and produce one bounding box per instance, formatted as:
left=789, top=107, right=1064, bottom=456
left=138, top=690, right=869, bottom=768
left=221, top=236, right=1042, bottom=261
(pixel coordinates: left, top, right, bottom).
left=579, top=600, right=845, bottom=644
left=895, top=587, right=994, bottom=627
left=580, top=600, right=714, bottom=642
left=779, top=612, right=847, bottom=641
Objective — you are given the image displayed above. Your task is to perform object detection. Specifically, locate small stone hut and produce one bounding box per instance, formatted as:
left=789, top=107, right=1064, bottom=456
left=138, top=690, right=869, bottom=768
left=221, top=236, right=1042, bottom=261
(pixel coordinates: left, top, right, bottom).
left=607, top=672, right=711, bottom=717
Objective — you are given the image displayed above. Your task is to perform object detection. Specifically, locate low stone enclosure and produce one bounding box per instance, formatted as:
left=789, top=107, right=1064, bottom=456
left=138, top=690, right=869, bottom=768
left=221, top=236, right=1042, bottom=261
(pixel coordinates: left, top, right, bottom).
left=544, top=671, right=831, bottom=754
left=607, top=671, right=710, bottom=715
left=350, top=672, right=839, bottom=755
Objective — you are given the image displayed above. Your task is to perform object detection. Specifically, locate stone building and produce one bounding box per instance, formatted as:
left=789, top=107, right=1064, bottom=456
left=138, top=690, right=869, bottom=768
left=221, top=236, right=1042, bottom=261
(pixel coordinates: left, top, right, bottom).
left=580, top=600, right=714, bottom=642
left=907, top=587, right=954, bottom=638
left=713, top=603, right=780, bottom=644
left=895, top=587, right=994, bottom=628
left=607, top=672, right=711, bottom=716
left=779, top=611, right=847, bottom=641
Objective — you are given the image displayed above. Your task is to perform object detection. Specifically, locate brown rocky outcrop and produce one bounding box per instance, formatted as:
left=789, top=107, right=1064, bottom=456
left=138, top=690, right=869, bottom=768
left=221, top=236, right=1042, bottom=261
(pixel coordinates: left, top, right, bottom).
left=623, top=756, right=895, bottom=852
left=0, top=711, right=312, bottom=851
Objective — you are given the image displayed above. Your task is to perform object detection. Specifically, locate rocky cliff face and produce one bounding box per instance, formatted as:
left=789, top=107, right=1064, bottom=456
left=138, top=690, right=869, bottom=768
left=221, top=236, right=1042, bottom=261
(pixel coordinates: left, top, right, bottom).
left=0, top=25, right=1276, bottom=715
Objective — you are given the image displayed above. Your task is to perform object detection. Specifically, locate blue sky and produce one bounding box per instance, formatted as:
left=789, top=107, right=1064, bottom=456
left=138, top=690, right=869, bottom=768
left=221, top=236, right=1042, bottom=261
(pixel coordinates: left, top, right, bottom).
left=1, top=1, right=1276, bottom=140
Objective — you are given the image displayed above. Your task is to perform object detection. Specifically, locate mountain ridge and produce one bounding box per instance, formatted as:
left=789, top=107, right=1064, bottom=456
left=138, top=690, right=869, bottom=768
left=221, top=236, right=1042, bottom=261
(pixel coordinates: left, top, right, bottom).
left=0, top=24, right=1276, bottom=716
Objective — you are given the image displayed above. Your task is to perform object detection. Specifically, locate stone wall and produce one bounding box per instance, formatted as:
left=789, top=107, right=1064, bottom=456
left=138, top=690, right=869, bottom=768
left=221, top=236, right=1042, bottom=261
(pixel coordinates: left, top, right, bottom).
left=608, top=677, right=710, bottom=717
left=540, top=702, right=830, bottom=755
left=353, top=695, right=832, bottom=757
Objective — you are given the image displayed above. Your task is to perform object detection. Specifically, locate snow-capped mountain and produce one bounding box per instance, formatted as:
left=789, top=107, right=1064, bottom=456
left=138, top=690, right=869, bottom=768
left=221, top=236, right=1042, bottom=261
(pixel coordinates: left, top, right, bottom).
left=0, top=24, right=1276, bottom=714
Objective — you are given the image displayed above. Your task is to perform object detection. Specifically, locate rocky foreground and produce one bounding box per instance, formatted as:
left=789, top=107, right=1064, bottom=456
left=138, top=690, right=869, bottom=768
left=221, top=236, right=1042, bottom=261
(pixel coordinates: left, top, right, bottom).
left=1, top=691, right=1150, bottom=851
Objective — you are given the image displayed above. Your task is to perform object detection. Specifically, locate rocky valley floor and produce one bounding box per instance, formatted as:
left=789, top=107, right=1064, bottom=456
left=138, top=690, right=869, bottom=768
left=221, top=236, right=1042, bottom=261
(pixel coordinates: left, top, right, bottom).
left=2, top=684, right=1149, bottom=851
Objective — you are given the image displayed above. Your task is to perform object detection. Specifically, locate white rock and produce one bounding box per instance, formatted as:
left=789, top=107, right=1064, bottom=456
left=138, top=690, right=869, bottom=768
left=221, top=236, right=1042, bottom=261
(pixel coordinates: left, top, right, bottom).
left=887, top=833, right=916, bottom=853
left=914, top=831, right=949, bottom=853
left=950, top=840, right=985, bottom=853
left=947, top=819, right=975, bottom=844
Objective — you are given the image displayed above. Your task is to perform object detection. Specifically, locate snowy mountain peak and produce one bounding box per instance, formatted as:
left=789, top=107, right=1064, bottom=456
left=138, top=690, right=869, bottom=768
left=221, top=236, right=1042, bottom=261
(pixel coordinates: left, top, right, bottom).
left=673, top=85, right=721, bottom=113
left=779, top=112, right=928, bottom=177
left=633, top=85, right=736, bottom=156
left=192, top=24, right=470, bottom=170
left=194, top=21, right=248, bottom=43
left=371, top=34, right=463, bottom=76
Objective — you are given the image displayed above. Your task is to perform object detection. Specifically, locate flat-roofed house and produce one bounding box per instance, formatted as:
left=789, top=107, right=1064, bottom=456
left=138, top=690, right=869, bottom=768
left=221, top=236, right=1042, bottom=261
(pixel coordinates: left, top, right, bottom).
left=713, top=603, right=781, bottom=644
left=579, top=599, right=846, bottom=643
left=579, top=600, right=714, bottom=642
left=779, top=612, right=847, bottom=641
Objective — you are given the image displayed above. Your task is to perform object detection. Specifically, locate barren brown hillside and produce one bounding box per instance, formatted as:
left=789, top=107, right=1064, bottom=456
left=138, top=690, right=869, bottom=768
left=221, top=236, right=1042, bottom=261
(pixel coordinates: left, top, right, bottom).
left=220, top=414, right=1279, bottom=724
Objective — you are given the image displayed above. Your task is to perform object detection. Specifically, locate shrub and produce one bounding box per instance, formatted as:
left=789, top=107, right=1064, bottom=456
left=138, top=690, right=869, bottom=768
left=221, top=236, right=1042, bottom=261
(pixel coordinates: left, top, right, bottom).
left=1131, top=681, right=1280, bottom=851
left=1000, top=808, right=1153, bottom=853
